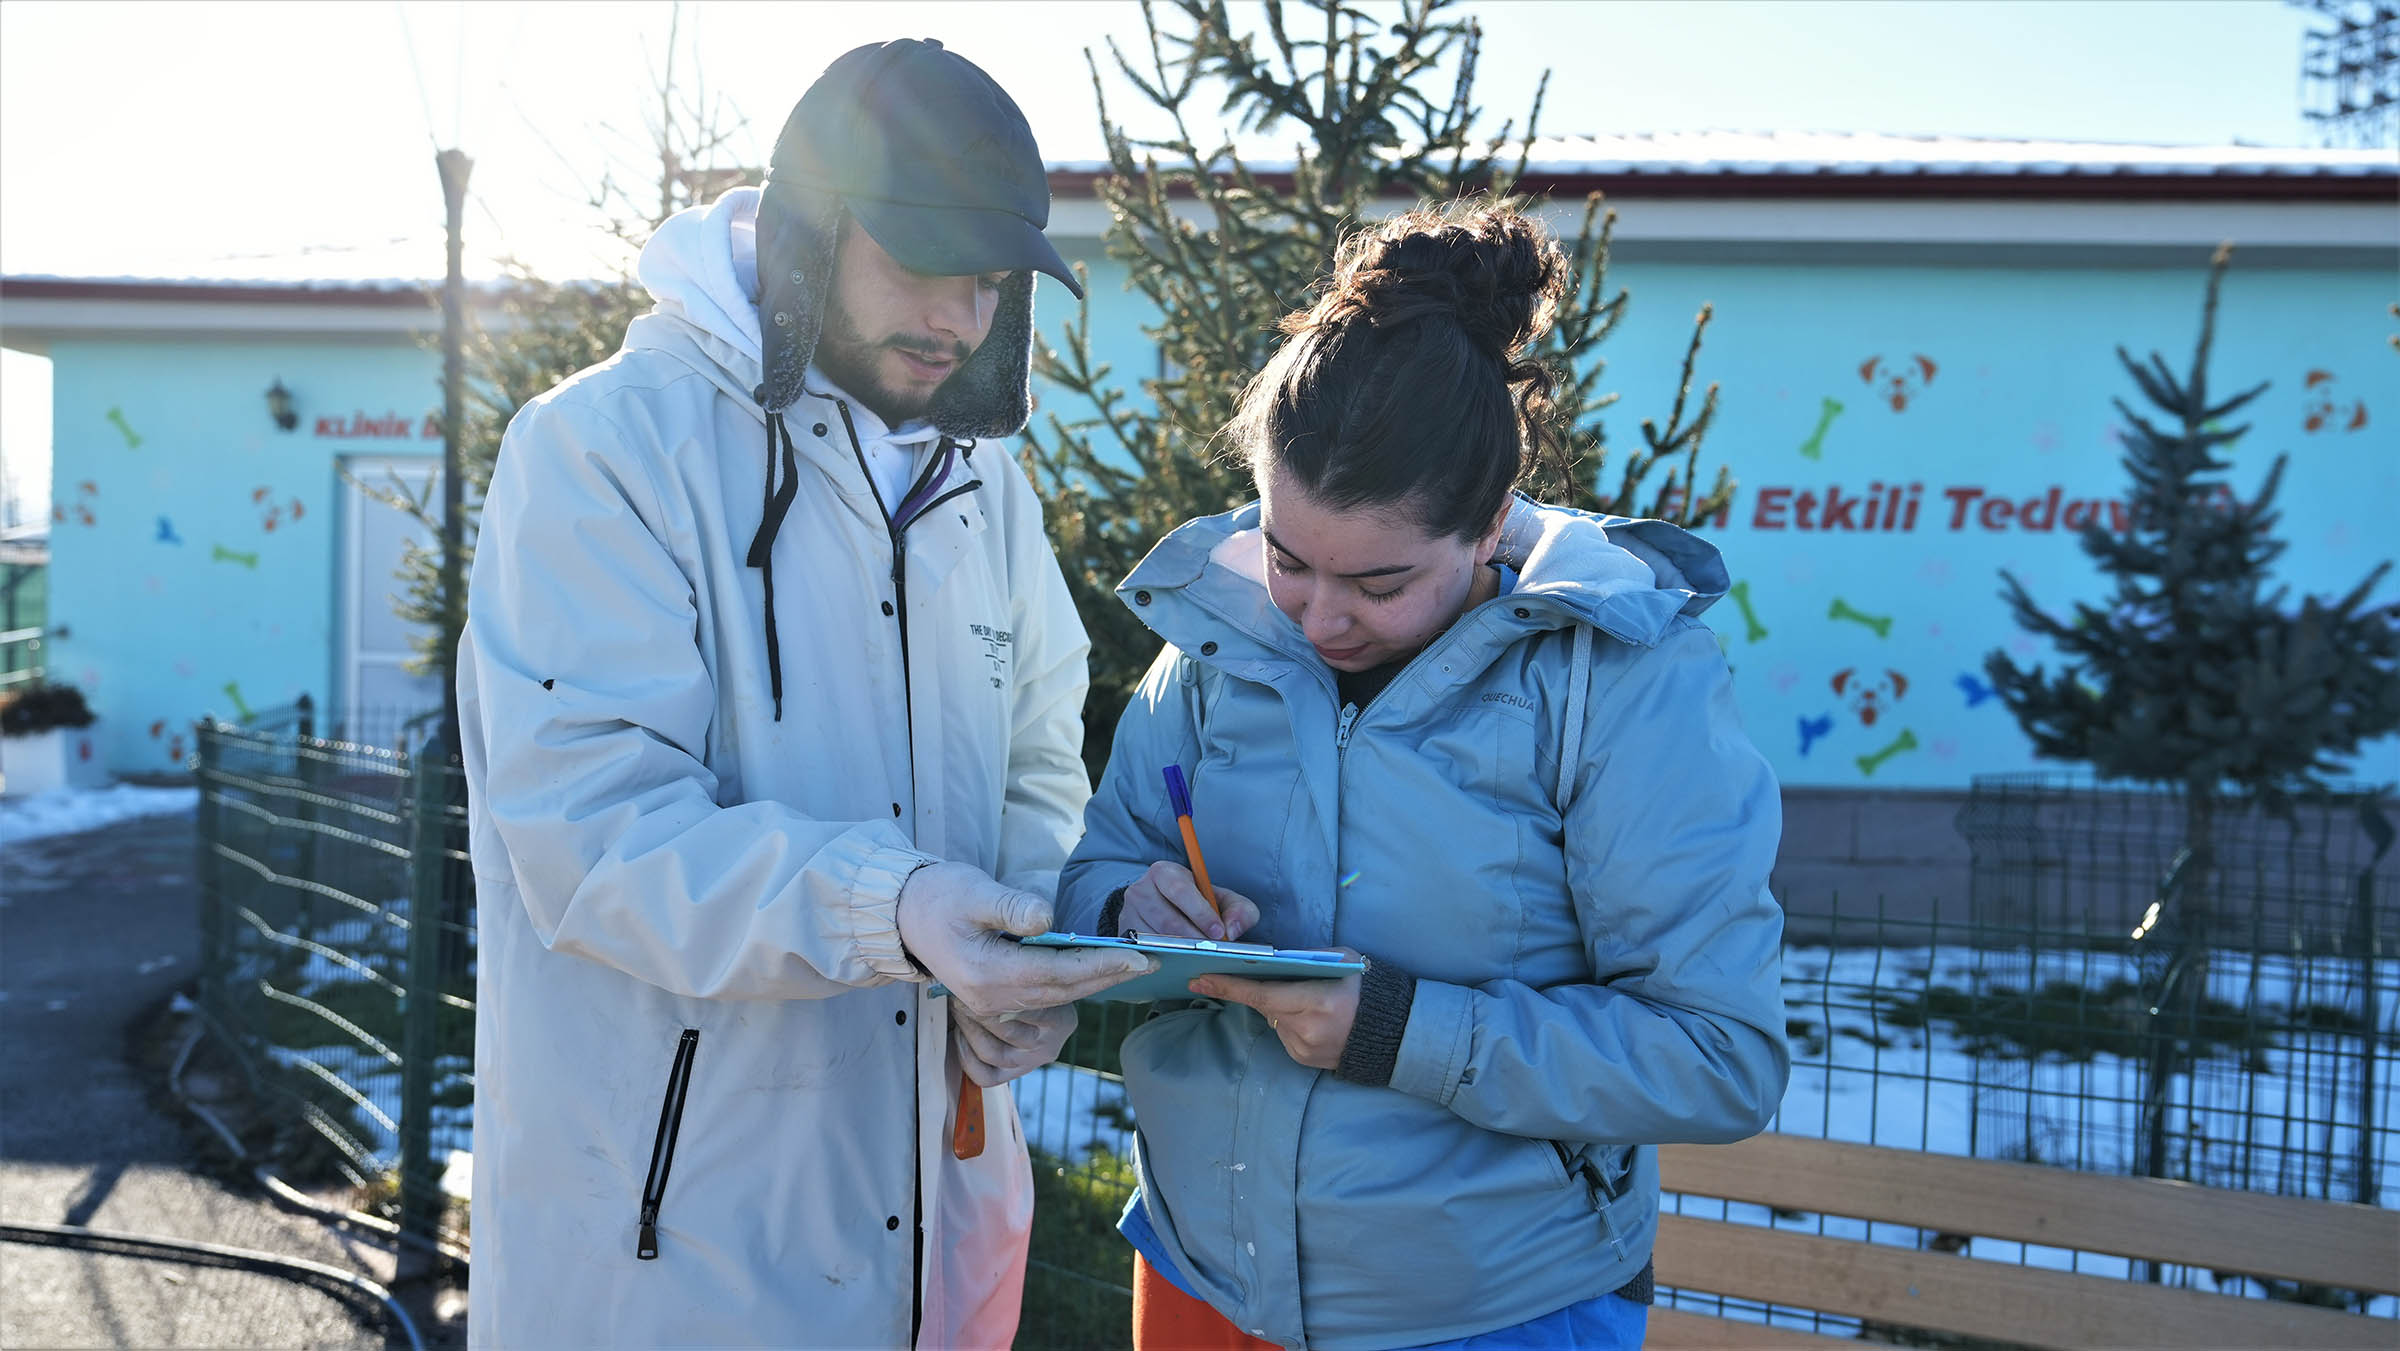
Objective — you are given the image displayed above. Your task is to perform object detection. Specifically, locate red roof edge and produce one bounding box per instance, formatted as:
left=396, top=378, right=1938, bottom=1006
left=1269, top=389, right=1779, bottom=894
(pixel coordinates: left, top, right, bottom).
left=0, top=278, right=447, bottom=306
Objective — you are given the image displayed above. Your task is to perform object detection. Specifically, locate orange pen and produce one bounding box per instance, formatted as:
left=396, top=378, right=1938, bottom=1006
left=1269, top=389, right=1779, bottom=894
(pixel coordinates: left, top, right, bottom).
left=1162, top=764, right=1221, bottom=919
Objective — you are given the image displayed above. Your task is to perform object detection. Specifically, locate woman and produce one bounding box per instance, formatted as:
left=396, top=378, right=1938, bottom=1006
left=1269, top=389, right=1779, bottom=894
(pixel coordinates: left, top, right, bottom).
left=1058, top=201, right=1789, bottom=1351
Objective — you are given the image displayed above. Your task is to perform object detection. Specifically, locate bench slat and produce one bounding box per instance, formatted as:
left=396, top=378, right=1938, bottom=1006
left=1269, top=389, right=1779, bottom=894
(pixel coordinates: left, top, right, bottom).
left=1654, top=1212, right=2394, bottom=1351
left=1644, top=1306, right=1858, bottom=1349
left=1659, top=1134, right=2400, bottom=1295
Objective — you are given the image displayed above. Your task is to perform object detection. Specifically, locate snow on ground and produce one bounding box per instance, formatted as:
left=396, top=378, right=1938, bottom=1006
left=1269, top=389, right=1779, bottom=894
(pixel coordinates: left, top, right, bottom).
left=1776, top=944, right=2400, bottom=1204
left=1016, top=1061, right=1132, bottom=1162
left=264, top=1043, right=475, bottom=1195
left=440, top=1148, right=472, bottom=1201
left=0, top=783, right=197, bottom=846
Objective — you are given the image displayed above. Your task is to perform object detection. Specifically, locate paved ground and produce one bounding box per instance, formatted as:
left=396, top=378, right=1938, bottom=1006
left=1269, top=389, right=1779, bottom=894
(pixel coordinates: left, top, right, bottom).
left=1, top=810, right=455, bottom=1348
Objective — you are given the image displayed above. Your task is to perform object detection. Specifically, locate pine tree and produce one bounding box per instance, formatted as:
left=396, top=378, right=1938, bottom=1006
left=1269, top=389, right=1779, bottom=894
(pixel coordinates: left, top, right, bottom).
left=1986, top=244, right=2400, bottom=814
left=1986, top=244, right=2399, bottom=1188
left=1024, top=0, right=1731, bottom=773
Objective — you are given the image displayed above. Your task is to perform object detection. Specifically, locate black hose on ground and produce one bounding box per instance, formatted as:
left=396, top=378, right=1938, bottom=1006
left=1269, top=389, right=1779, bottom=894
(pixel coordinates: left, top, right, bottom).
left=0, top=1219, right=426, bottom=1351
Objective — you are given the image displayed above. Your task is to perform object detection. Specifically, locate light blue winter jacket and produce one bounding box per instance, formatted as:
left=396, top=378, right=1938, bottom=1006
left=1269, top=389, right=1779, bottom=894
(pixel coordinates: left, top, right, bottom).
left=1058, top=497, right=1790, bottom=1350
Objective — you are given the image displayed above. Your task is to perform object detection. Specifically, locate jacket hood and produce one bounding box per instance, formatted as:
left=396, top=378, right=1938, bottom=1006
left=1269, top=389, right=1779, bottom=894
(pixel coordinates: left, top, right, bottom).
left=630, top=187, right=771, bottom=407
left=1119, top=495, right=1728, bottom=669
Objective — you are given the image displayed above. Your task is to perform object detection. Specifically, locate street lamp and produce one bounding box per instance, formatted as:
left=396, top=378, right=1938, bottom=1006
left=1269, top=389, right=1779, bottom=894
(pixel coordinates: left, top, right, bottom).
left=265, top=378, right=297, bottom=432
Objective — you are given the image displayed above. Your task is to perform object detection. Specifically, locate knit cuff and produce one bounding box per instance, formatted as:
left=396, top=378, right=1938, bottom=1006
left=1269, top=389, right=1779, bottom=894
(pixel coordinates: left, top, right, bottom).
left=1334, top=958, right=1417, bottom=1087
left=1096, top=886, right=1130, bottom=938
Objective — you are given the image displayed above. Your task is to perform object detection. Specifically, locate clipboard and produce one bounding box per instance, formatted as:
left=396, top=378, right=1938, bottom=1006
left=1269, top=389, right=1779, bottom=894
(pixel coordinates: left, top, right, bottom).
left=1019, top=930, right=1363, bottom=1003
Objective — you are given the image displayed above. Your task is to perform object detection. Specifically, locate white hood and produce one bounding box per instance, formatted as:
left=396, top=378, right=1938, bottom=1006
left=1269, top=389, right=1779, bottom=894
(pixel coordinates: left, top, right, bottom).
left=634, top=188, right=943, bottom=501
left=636, top=186, right=768, bottom=387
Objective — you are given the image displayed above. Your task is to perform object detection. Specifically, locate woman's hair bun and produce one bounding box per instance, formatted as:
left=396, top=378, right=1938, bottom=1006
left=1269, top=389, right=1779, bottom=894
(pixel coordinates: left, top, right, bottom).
left=1234, top=198, right=1574, bottom=544
left=1288, top=200, right=1568, bottom=366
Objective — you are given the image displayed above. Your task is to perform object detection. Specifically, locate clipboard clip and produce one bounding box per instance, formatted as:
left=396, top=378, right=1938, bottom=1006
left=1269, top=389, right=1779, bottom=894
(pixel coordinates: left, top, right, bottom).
left=1121, top=930, right=1277, bottom=956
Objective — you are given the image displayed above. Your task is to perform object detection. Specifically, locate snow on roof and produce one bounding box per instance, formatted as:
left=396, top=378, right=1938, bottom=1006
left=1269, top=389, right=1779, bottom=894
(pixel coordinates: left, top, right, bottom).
left=1048, top=130, right=2398, bottom=180
left=1507, top=130, right=2397, bottom=178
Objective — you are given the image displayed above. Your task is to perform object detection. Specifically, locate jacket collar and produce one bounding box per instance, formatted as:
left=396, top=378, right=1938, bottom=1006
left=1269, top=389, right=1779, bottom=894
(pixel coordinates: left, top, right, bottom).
left=1118, top=496, right=1729, bottom=679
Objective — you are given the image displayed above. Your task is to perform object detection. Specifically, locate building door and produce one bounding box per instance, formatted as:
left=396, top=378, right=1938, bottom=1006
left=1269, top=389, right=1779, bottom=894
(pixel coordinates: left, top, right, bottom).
left=339, top=456, right=445, bottom=746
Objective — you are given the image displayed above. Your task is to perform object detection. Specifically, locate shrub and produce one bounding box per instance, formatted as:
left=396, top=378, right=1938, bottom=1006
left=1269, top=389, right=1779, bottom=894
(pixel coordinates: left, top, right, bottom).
left=0, top=682, right=96, bottom=736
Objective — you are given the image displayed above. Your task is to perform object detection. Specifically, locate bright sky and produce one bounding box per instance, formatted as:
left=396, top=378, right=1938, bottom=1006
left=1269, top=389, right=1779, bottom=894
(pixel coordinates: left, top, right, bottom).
left=0, top=0, right=2340, bottom=518
left=0, top=0, right=2334, bottom=284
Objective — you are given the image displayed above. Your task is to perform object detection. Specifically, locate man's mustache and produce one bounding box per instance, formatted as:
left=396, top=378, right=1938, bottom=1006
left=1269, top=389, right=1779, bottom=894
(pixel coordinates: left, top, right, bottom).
left=886, top=337, right=972, bottom=365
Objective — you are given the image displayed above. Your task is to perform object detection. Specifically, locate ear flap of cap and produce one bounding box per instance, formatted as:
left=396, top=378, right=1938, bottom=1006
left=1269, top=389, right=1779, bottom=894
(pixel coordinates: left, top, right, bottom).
left=925, top=269, right=1034, bottom=438
left=754, top=179, right=843, bottom=411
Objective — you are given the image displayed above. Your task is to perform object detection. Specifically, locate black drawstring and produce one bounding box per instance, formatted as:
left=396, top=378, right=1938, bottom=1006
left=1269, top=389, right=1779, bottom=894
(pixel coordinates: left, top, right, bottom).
left=745, top=409, right=801, bottom=720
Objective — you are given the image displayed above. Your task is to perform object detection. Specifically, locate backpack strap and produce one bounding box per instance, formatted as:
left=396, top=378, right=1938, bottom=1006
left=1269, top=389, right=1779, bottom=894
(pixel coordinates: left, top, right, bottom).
left=1555, top=621, right=1594, bottom=812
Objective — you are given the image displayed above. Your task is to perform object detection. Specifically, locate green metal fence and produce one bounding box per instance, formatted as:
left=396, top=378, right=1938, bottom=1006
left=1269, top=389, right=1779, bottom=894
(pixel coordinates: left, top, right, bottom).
left=193, top=706, right=474, bottom=1251
left=194, top=716, right=2398, bottom=1342
left=0, top=539, right=44, bottom=691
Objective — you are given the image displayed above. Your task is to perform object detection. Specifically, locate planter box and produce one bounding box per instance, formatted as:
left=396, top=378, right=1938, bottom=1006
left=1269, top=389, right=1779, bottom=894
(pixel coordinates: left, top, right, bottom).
left=1, top=724, right=105, bottom=797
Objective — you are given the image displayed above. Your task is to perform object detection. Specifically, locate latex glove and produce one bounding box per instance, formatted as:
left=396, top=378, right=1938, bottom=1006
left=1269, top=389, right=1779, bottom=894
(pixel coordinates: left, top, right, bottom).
left=1118, top=860, right=1262, bottom=942
left=952, top=1001, right=1077, bottom=1087
left=897, top=861, right=1154, bottom=1017
left=1190, top=950, right=1366, bottom=1072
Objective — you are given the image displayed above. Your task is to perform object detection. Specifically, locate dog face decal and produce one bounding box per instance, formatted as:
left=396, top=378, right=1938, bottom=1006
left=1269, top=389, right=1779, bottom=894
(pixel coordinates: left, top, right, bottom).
left=1832, top=667, right=1909, bottom=727
left=2302, top=370, right=2368, bottom=435
left=1859, top=354, right=1937, bottom=413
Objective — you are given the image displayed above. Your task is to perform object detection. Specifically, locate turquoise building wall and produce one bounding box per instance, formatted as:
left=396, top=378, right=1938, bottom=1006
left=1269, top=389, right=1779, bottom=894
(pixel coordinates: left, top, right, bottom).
left=33, top=245, right=2397, bottom=787
left=1586, top=257, right=2395, bottom=788
left=45, top=334, right=439, bottom=772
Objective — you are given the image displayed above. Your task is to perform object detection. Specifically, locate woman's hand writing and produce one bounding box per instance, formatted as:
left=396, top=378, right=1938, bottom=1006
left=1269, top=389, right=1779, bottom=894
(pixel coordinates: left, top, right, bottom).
left=1120, top=860, right=1261, bottom=941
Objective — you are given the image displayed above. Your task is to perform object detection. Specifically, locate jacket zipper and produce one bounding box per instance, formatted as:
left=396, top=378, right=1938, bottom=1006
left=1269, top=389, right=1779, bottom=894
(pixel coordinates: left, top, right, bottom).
left=832, top=402, right=985, bottom=1344
left=1335, top=700, right=1362, bottom=751
left=834, top=403, right=984, bottom=750
left=835, top=403, right=925, bottom=1340
left=885, top=478, right=984, bottom=737
left=636, top=1028, right=700, bottom=1259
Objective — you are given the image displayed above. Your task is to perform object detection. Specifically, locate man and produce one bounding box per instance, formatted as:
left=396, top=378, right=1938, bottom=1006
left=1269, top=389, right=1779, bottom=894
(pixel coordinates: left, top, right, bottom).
left=458, top=39, right=1151, bottom=1349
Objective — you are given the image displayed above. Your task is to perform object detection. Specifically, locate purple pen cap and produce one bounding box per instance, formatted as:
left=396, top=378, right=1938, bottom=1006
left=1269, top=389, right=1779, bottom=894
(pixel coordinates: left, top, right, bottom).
left=1162, top=763, right=1194, bottom=819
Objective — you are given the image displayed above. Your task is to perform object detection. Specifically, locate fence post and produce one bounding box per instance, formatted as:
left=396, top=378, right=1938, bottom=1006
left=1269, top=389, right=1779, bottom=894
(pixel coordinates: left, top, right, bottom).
left=2352, top=797, right=2392, bottom=1208
left=194, top=720, right=226, bottom=1020
left=293, top=694, right=320, bottom=937
left=397, top=736, right=447, bottom=1248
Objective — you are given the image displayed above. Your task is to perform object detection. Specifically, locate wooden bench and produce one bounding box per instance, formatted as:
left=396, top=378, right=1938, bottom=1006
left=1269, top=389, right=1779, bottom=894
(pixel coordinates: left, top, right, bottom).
left=1649, top=1133, right=2400, bottom=1350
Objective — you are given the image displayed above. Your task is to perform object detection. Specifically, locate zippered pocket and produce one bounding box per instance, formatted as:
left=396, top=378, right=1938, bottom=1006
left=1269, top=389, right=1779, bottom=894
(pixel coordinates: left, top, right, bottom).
left=1546, top=1138, right=1576, bottom=1187
left=636, top=1028, right=700, bottom=1260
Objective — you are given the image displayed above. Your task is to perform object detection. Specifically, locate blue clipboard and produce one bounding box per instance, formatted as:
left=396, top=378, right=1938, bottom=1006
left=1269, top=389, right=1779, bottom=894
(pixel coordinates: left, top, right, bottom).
left=928, top=931, right=1363, bottom=1003
left=1026, top=931, right=1363, bottom=1002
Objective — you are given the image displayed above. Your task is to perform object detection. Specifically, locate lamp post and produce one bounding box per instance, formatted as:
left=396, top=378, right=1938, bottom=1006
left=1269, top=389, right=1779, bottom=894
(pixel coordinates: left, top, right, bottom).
left=404, top=144, right=473, bottom=1261
left=435, top=148, right=471, bottom=754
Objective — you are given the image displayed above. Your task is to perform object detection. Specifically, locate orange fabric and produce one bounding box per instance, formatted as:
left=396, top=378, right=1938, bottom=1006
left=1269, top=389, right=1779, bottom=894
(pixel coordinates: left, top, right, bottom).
left=1132, top=1255, right=1279, bottom=1351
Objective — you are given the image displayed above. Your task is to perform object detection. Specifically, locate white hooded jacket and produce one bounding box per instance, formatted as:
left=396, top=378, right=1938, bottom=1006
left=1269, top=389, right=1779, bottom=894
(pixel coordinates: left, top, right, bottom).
left=459, top=187, right=1091, bottom=1348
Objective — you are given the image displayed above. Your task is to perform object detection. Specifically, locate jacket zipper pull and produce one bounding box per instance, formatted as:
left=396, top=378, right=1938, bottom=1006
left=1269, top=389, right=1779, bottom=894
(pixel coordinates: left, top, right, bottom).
left=635, top=1028, right=698, bottom=1261
left=1335, top=701, right=1361, bottom=751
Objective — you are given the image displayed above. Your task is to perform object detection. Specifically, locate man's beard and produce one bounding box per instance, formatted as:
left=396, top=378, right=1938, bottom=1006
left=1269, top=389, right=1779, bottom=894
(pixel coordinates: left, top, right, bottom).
left=812, top=301, right=972, bottom=427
